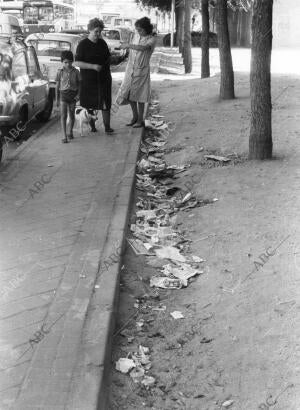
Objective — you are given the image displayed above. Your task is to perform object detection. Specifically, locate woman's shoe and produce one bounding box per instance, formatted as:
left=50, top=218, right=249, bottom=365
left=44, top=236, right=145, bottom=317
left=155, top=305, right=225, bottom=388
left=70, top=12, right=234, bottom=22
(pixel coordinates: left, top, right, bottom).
left=133, top=122, right=144, bottom=128
left=126, top=119, right=138, bottom=126
left=105, top=128, right=115, bottom=135
left=68, top=134, right=74, bottom=140
left=62, top=138, right=68, bottom=143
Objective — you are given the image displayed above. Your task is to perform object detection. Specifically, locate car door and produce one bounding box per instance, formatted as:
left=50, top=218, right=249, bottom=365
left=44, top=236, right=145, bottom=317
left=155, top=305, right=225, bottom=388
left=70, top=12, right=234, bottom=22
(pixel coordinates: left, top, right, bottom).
left=26, top=47, right=48, bottom=114
left=12, top=50, right=34, bottom=118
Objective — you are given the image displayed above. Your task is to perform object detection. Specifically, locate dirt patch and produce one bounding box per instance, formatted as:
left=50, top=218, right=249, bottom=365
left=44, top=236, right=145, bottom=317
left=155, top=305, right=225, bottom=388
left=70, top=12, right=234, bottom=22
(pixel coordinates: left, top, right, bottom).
left=109, top=72, right=300, bottom=409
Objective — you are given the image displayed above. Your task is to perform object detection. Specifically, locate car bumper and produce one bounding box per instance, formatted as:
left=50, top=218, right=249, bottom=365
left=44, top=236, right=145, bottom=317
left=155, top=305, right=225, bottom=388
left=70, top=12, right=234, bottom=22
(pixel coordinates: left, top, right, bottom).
left=0, top=116, right=16, bottom=126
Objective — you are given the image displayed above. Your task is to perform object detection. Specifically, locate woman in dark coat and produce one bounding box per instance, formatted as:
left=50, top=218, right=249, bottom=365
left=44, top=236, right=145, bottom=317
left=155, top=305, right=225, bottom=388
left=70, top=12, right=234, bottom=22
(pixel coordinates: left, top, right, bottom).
left=75, top=18, right=114, bottom=134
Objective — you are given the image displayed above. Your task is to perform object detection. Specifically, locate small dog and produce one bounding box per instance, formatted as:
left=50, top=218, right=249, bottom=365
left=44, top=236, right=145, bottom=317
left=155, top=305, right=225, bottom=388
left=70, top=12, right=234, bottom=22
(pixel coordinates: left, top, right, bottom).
left=75, top=107, right=98, bottom=137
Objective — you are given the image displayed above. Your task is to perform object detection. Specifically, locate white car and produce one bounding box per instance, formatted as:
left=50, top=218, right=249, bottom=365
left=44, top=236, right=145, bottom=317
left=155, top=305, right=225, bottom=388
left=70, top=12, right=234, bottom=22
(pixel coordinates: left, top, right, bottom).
left=25, top=32, right=82, bottom=94
left=0, top=36, right=52, bottom=161
left=102, top=26, right=133, bottom=60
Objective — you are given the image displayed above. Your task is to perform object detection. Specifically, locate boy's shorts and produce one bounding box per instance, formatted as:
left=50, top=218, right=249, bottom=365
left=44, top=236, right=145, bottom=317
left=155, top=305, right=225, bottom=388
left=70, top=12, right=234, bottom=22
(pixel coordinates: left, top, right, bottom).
left=60, top=90, right=77, bottom=104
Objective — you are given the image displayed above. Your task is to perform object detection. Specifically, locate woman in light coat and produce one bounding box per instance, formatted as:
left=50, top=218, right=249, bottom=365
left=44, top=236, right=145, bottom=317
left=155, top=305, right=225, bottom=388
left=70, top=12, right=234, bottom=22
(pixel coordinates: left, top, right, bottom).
left=118, top=17, right=156, bottom=128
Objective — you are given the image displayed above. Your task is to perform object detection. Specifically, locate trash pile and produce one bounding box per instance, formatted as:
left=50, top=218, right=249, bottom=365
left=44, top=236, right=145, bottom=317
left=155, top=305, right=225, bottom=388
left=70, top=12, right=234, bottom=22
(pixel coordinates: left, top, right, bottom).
left=115, top=345, right=155, bottom=388
left=115, top=99, right=216, bottom=391
left=128, top=99, right=219, bottom=290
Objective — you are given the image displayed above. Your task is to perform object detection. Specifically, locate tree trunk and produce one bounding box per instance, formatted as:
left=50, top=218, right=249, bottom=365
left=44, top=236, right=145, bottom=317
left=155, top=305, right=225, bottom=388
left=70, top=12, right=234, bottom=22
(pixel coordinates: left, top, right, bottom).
left=216, top=0, right=235, bottom=99
left=176, top=0, right=185, bottom=52
left=249, top=0, right=273, bottom=160
left=201, top=0, right=210, bottom=78
left=183, top=0, right=192, bottom=73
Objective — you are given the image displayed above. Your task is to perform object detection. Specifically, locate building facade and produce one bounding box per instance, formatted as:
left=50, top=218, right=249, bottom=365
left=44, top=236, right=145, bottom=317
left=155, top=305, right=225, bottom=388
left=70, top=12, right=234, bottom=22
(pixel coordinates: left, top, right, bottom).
left=75, top=0, right=155, bottom=28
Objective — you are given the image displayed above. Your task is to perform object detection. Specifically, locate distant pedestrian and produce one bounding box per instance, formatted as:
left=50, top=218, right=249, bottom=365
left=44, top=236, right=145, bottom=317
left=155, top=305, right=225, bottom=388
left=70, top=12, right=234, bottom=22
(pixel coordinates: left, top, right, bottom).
left=117, top=17, right=156, bottom=128
left=75, top=18, right=114, bottom=134
left=56, top=50, right=80, bottom=143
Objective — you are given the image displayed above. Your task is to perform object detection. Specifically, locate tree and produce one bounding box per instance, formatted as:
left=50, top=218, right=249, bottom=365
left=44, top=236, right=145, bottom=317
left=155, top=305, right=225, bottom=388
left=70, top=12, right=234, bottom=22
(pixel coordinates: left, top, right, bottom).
left=216, top=0, right=235, bottom=99
left=135, top=0, right=171, bottom=11
left=176, top=0, right=185, bottom=52
left=183, top=0, right=192, bottom=73
left=201, top=0, right=210, bottom=78
left=249, top=0, right=273, bottom=159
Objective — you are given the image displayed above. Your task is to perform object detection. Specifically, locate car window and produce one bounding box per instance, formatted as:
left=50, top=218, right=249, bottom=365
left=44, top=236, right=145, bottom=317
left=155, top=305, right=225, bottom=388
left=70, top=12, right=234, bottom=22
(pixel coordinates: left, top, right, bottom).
left=12, top=51, right=27, bottom=78
left=114, top=19, right=122, bottom=26
left=28, top=40, right=71, bottom=57
left=27, top=48, right=41, bottom=78
left=102, top=30, right=120, bottom=40
left=11, top=25, right=22, bottom=34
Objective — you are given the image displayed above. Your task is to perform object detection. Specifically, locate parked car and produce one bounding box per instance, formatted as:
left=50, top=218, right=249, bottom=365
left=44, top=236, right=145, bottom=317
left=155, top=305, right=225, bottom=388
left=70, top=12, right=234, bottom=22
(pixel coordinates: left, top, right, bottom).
left=60, top=29, right=88, bottom=38
left=163, top=31, right=218, bottom=48
left=25, top=32, right=82, bottom=95
left=102, top=26, right=133, bottom=61
left=0, top=13, right=23, bottom=36
left=0, top=35, right=53, bottom=162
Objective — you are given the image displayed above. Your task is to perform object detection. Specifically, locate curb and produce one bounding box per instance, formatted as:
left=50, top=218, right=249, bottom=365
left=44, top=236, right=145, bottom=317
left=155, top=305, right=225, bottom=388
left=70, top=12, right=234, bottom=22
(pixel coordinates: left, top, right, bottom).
left=0, top=113, right=59, bottom=170
left=65, top=126, right=145, bottom=410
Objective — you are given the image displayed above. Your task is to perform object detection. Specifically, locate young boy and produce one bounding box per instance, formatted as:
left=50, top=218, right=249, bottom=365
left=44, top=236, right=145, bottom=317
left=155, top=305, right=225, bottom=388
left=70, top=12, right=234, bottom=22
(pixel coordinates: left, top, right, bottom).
left=56, top=50, right=80, bottom=143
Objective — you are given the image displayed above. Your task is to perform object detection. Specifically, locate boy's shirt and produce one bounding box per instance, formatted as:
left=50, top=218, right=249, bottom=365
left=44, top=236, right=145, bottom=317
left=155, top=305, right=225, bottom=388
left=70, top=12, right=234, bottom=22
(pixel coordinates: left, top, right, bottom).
left=56, top=67, right=80, bottom=91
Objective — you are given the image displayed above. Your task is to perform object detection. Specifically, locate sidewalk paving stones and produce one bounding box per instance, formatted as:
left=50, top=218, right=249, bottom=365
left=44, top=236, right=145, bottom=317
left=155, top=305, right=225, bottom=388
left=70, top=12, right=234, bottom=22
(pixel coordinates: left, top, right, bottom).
left=0, top=105, right=142, bottom=409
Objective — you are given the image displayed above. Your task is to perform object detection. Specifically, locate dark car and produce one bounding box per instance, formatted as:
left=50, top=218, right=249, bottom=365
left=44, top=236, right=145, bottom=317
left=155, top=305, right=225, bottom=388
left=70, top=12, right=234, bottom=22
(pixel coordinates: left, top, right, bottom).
left=163, top=31, right=218, bottom=48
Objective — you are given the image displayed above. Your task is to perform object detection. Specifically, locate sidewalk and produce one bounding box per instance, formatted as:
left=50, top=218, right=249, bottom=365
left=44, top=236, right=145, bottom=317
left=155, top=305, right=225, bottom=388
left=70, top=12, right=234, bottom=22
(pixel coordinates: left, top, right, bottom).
left=0, top=102, right=141, bottom=409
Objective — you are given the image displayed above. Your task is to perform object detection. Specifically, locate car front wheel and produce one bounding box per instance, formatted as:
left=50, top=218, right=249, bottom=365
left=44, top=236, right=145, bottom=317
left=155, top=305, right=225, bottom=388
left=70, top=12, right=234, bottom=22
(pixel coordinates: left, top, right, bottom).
left=36, top=93, right=53, bottom=122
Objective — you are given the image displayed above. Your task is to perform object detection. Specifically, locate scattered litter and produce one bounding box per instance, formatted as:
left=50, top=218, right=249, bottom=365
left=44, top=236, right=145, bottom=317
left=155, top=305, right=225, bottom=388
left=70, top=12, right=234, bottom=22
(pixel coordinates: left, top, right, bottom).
left=151, top=114, right=164, bottom=119
left=141, top=376, right=156, bottom=388
left=170, top=311, right=184, bottom=319
left=152, top=304, right=166, bottom=311
left=192, top=256, right=205, bottom=263
left=155, top=246, right=186, bottom=262
left=150, top=276, right=182, bottom=289
left=222, top=399, right=234, bottom=407
left=130, top=367, right=145, bottom=382
left=200, top=337, right=213, bottom=343
left=116, top=358, right=136, bottom=374
left=144, top=243, right=154, bottom=251
left=204, top=155, right=231, bottom=162
left=182, top=192, right=193, bottom=203
left=136, top=319, right=145, bottom=329
left=162, top=263, right=203, bottom=287
left=136, top=210, right=157, bottom=220
left=127, top=238, right=152, bottom=255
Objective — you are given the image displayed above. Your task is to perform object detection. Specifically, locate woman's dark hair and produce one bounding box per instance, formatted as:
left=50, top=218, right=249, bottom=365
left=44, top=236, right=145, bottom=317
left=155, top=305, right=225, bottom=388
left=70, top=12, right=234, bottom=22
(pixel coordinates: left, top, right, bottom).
left=135, top=17, right=153, bottom=35
left=61, top=50, right=74, bottom=62
left=88, top=18, right=104, bottom=32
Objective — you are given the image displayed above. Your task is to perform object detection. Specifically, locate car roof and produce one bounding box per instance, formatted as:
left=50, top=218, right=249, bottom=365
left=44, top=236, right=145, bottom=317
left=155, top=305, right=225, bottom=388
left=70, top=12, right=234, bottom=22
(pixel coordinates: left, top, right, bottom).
left=0, top=36, right=32, bottom=55
left=0, top=13, right=20, bottom=24
left=26, top=32, right=82, bottom=41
